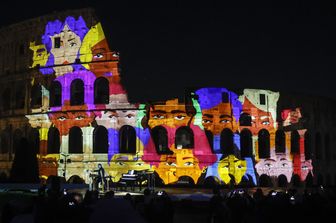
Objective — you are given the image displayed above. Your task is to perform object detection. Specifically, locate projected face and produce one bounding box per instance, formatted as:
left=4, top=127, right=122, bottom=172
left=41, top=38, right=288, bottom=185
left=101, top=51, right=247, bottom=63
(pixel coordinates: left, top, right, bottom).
left=300, top=160, right=313, bottom=181
left=51, top=25, right=81, bottom=75
left=201, top=102, right=238, bottom=135
left=90, top=39, right=115, bottom=76
left=95, top=110, right=137, bottom=130
left=49, top=108, right=94, bottom=135
left=282, top=108, right=302, bottom=126
left=153, top=148, right=202, bottom=184
left=26, top=114, right=51, bottom=129
left=255, top=156, right=293, bottom=181
left=148, top=103, right=191, bottom=129
left=241, top=98, right=275, bottom=134
left=217, top=155, right=247, bottom=184
left=108, top=154, right=150, bottom=182
left=30, top=42, right=49, bottom=68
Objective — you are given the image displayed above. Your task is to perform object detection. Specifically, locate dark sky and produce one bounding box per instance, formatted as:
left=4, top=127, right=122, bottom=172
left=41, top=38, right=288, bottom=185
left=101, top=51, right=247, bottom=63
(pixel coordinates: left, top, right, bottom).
left=1, top=1, right=336, bottom=102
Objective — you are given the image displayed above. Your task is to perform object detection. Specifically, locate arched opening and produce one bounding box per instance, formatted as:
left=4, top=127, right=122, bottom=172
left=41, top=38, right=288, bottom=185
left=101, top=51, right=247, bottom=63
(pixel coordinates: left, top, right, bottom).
left=240, top=175, right=254, bottom=187
left=291, top=130, right=300, bottom=154
left=15, top=82, right=25, bottom=109
left=0, top=132, right=9, bottom=153
left=94, top=77, right=109, bottom=104
left=304, top=131, right=312, bottom=160
left=70, top=79, right=84, bottom=106
left=13, top=129, right=23, bottom=153
left=2, top=88, right=11, bottom=111
left=50, top=81, right=62, bottom=107
left=315, top=132, right=321, bottom=160
left=203, top=176, right=220, bottom=187
left=28, top=129, right=40, bottom=154
left=151, top=126, right=171, bottom=154
left=239, top=113, right=252, bottom=126
left=324, top=134, right=330, bottom=162
left=175, top=126, right=194, bottom=149
left=240, top=129, right=252, bottom=157
left=291, top=174, right=302, bottom=187
left=305, top=172, right=313, bottom=187
left=119, top=125, right=136, bottom=153
left=220, top=128, right=234, bottom=155
left=205, top=130, right=214, bottom=152
left=177, top=176, right=195, bottom=185
left=30, top=83, right=42, bottom=108
left=317, top=174, right=324, bottom=186
left=47, top=127, right=60, bottom=154
left=277, top=174, right=288, bottom=187
left=275, top=130, right=286, bottom=153
left=93, top=126, right=108, bottom=153
left=69, top=127, right=83, bottom=154
left=67, top=175, right=85, bottom=184
left=259, top=174, right=273, bottom=187
left=258, top=129, right=270, bottom=158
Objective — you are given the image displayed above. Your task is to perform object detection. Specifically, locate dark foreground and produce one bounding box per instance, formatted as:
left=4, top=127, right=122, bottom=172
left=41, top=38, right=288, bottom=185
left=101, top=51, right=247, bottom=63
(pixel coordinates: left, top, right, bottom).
left=1, top=184, right=336, bottom=223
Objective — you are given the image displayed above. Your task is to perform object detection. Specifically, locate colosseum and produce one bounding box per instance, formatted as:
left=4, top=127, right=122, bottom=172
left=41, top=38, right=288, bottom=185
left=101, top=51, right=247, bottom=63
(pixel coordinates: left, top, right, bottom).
left=0, top=8, right=335, bottom=187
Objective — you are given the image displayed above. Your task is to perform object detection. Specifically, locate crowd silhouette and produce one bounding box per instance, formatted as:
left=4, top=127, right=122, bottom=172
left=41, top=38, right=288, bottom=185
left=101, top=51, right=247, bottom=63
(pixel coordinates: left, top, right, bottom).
left=1, top=177, right=336, bottom=223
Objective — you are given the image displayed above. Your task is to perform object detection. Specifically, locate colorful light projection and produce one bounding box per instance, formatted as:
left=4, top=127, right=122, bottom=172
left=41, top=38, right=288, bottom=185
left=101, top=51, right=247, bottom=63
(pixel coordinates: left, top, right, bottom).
left=195, top=88, right=257, bottom=185
left=142, top=99, right=217, bottom=184
left=24, top=15, right=314, bottom=185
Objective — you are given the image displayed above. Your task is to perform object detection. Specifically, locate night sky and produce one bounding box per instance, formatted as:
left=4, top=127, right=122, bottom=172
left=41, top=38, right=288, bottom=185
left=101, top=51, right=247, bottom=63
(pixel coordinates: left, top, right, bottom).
left=1, top=1, right=336, bottom=102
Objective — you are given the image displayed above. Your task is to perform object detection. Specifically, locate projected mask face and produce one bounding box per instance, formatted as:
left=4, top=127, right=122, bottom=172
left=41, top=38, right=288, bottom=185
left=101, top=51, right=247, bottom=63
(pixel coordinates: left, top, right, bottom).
left=49, top=109, right=94, bottom=135
left=95, top=110, right=137, bottom=130
left=51, top=25, right=81, bottom=75
left=201, top=102, right=238, bottom=135
left=255, top=156, right=293, bottom=181
left=153, top=148, right=202, bottom=184
left=148, top=103, right=191, bottom=129
left=107, top=154, right=150, bottom=182
left=30, top=43, right=49, bottom=68
left=90, top=39, right=115, bottom=76
left=241, top=98, right=275, bottom=134
left=299, top=159, right=313, bottom=181
left=217, top=155, right=247, bottom=184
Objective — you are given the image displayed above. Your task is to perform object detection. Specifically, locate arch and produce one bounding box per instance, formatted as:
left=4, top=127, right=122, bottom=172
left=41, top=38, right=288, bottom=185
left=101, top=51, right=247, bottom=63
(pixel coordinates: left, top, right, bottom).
left=291, top=130, right=300, bottom=154
left=240, top=175, right=254, bottom=187
left=119, top=125, right=136, bottom=153
left=259, top=174, right=273, bottom=187
left=205, top=130, right=214, bottom=150
left=28, top=128, right=40, bottom=154
left=305, top=172, right=313, bottom=187
left=0, top=132, right=9, bottom=153
left=275, top=130, right=286, bottom=153
left=69, top=127, right=83, bottom=154
left=151, top=126, right=171, bottom=154
left=240, top=129, right=252, bottom=157
left=317, top=174, right=324, bottom=186
left=175, top=126, right=194, bottom=149
left=70, top=79, right=84, bottom=105
left=324, top=134, right=330, bottom=162
left=239, top=113, right=252, bottom=126
left=94, top=77, right=109, bottom=104
left=315, top=132, right=321, bottom=160
left=15, top=82, right=25, bottom=109
left=49, top=81, right=62, bottom=107
left=30, top=83, right=42, bottom=108
left=258, top=129, right=270, bottom=158
left=203, top=176, right=221, bottom=187
left=177, top=176, right=195, bottom=185
left=47, top=127, right=60, bottom=154
left=220, top=128, right=234, bottom=155
left=277, top=174, right=288, bottom=187
left=13, top=129, right=23, bottom=153
left=291, top=174, right=302, bottom=187
left=67, top=175, right=85, bottom=184
left=93, top=126, right=108, bottom=153
left=304, top=131, right=312, bottom=160
left=2, top=88, right=11, bottom=111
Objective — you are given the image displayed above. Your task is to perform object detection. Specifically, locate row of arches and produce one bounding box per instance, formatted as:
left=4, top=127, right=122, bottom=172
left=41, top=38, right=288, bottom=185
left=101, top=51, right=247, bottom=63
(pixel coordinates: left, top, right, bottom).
left=49, top=77, right=109, bottom=106
left=0, top=77, right=110, bottom=111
